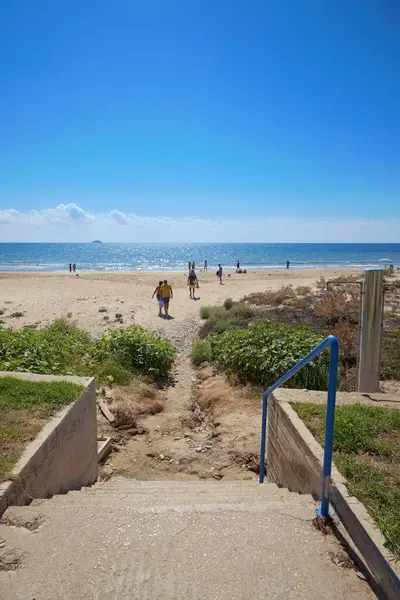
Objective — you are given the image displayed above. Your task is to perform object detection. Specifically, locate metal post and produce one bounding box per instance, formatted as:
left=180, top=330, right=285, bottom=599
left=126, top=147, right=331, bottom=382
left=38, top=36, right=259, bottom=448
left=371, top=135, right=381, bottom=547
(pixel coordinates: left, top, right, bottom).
left=318, top=337, right=339, bottom=518
left=259, top=393, right=268, bottom=484
left=358, top=269, right=384, bottom=393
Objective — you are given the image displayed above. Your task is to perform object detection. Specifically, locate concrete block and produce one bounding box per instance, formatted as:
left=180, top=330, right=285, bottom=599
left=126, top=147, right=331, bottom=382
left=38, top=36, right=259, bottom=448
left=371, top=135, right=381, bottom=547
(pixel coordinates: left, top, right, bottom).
left=0, top=373, right=98, bottom=516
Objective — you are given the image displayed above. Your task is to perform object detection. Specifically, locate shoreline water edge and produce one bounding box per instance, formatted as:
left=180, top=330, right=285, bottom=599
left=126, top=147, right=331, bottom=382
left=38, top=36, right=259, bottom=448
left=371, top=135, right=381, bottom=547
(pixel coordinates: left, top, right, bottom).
left=0, top=243, right=399, bottom=273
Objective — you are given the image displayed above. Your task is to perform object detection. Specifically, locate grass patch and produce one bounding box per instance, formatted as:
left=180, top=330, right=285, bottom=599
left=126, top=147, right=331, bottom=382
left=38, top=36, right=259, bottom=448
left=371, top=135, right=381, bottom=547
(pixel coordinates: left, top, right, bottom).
left=0, top=376, right=84, bottom=482
left=293, top=403, right=400, bottom=558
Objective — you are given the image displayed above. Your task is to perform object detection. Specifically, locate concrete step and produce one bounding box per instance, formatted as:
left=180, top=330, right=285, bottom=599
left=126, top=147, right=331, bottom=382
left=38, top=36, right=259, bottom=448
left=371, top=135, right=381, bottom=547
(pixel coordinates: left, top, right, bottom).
left=0, top=478, right=374, bottom=600
left=32, top=479, right=312, bottom=512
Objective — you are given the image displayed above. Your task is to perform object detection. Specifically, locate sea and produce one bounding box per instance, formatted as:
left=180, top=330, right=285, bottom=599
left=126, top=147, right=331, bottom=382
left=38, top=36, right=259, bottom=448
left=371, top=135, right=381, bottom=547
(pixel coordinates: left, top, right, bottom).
left=0, top=243, right=399, bottom=273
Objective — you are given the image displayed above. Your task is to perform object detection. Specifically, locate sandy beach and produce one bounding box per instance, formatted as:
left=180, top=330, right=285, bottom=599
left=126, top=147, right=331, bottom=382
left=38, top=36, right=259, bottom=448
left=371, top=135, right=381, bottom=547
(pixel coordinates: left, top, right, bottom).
left=0, top=268, right=363, bottom=335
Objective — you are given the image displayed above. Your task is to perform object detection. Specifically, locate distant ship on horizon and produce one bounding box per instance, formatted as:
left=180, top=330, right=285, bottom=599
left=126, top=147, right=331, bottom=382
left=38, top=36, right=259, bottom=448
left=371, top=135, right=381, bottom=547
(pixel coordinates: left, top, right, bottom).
left=92, top=240, right=102, bottom=244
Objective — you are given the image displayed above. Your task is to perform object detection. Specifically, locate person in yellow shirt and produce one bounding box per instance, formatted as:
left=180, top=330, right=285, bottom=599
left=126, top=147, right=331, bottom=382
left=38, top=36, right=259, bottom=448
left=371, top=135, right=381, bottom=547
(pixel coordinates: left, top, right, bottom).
left=160, top=279, right=173, bottom=316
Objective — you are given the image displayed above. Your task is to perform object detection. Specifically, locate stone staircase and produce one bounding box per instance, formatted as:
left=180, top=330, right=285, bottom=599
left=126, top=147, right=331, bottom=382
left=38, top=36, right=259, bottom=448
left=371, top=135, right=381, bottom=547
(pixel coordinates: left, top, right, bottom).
left=0, top=478, right=375, bottom=599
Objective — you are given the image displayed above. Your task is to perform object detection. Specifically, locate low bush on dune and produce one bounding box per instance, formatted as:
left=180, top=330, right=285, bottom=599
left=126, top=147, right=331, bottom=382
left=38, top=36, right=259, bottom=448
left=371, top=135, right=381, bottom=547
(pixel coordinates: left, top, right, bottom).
left=313, top=289, right=359, bottom=325
left=0, top=318, right=90, bottom=375
left=0, top=319, right=176, bottom=381
left=198, top=301, right=255, bottom=337
left=210, top=321, right=328, bottom=390
left=381, top=326, right=400, bottom=381
left=193, top=316, right=328, bottom=390
left=223, top=297, right=234, bottom=310
left=191, top=339, right=213, bottom=366
left=91, top=326, right=176, bottom=378
left=243, top=286, right=296, bottom=306
left=91, top=358, right=134, bottom=386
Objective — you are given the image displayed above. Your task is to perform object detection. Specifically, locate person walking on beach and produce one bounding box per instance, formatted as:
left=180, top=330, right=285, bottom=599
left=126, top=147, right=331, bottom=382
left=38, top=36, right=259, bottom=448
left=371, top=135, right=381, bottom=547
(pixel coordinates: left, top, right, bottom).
left=152, top=280, right=164, bottom=316
left=217, top=264, right=223, bottom=284
left=72, top=263, right=76, bottom=273
left=187, top=269, right=199, bottom=299
left=188, top=261, right=191, bottom=273
left=236, top=260, right=240, bottom=273
left=204, top=260, right=208, bottom=271
left=191, top=261, right=196, bottom=270
left=160, top=279, right=173, bottom=316
left=69, top=263, right=72, bottom=273
left=286, top=260, right=290, bottom=270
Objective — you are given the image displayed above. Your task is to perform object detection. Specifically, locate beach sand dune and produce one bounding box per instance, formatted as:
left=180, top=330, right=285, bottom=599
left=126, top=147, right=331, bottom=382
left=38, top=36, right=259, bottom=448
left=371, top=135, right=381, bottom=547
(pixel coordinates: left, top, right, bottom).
left=0, top=268, right=362, bottom=335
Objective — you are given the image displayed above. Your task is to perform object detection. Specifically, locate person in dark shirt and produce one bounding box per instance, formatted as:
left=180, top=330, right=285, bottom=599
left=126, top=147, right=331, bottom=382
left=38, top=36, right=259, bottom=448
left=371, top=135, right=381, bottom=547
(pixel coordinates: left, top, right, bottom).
left=187, top=269, right=199, bottom=298
left=217, top=264, right=223, bottom=284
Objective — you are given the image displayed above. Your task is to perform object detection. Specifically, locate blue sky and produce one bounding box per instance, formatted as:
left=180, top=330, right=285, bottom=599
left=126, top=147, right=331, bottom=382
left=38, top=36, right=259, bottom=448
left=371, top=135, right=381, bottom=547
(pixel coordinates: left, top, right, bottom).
left=0, top=1, right=399, bottom=241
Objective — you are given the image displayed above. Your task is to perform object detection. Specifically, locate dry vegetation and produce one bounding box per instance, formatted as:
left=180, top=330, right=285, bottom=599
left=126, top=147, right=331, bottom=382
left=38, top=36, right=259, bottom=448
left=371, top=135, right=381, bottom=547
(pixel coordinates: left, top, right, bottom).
left=233, top=272, right=399, bottom=391
left=107, top=382, right=165, bottom=430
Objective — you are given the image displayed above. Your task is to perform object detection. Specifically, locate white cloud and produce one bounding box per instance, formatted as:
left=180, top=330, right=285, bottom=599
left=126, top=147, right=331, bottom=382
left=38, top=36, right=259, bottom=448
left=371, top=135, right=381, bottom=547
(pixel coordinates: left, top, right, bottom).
left=0, top=203, right=399, bottom=242
left=109, top=210, right=129, bottom=225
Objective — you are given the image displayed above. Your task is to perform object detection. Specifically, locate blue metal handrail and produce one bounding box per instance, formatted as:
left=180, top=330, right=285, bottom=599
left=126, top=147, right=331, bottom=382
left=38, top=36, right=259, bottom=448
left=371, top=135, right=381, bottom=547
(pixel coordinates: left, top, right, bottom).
left=259, top=335, right=339, bottom=518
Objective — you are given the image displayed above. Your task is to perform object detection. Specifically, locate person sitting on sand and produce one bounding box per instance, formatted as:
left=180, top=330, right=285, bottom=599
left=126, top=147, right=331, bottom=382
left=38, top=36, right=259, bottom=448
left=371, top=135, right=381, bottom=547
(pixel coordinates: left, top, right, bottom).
left=152, top=280, right=164, bottom=316
left=187, top=269, right=199, bottom=299
left=217, top=264, right=223, bottom=284
left=160, top=279, right=173, bottom=316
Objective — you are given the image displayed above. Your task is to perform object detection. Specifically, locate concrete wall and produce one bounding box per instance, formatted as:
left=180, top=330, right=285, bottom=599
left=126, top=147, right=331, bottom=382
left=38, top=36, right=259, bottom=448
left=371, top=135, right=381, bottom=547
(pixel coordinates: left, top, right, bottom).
left=0, top=373, right=98, bottom=516
left=266, top=392, right=325, bottom=497
left=266, top=392, right=400, bottom=600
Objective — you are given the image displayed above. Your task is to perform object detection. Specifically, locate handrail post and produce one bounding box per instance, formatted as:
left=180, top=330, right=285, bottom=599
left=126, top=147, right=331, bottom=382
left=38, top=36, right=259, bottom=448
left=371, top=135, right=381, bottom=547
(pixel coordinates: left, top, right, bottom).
left=259, top=336, right=339, bottom=520
left=259, top=392, right=268, bottom=483
left=318, top=337, right=339, bottom=518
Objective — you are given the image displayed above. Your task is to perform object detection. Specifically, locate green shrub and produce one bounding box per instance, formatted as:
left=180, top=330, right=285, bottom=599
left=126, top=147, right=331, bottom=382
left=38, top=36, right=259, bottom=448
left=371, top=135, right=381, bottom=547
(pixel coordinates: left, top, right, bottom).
left=92, top=326, right=175, bottom=378
left=198, top=302, right=254, bottom=337
left=209, top=320, right=328, bottom=389
left=0, top=319, right=90, bottom=375
left=282, top=298, right=298, bottom=307
left=91, top=358, right=134, bottom=385
left=223, top=297, right=233, bottom=310
left=191, top=339, right=212, bottom=366
left=0, top=319, right=176, bottom=381
left=200, top=306, right=213, bottom=319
